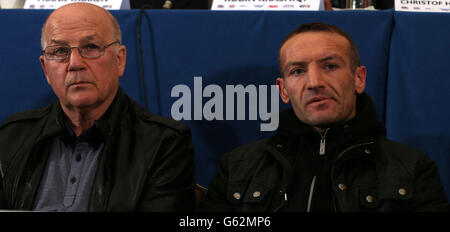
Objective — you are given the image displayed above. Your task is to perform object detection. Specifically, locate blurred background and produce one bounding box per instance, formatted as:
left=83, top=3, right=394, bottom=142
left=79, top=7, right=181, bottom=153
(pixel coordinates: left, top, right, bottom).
left=0, top=0, right=395, bottom=10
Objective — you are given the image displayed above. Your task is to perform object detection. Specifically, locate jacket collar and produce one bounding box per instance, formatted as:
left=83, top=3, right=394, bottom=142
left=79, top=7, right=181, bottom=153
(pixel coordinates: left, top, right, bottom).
left=93, top=87, right=129, bottom=137
left=42, top=87, right=129, bottom=141
left=273, top=92, right=386, bottom=144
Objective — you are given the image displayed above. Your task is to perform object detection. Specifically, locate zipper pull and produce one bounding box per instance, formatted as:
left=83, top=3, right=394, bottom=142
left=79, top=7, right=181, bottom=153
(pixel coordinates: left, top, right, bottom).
left=319, top=136, right=326, bottom=155
left=314, top=128, right=329, bottom=156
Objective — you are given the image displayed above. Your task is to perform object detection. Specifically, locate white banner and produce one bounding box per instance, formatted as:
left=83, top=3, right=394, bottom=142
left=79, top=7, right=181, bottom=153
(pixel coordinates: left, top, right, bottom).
left=395, top=0, right=450, bottom=12
left=211, top=0, right=323, bottom=11
left=24, top=0, right=129, bottom=10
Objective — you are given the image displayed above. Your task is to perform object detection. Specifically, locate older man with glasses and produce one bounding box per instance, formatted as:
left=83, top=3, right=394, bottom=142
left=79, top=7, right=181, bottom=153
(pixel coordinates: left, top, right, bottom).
left=0, top=3, right=196, bottom=212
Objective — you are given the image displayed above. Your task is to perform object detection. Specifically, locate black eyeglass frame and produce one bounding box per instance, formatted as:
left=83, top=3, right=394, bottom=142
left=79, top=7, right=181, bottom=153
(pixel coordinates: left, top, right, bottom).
left=42, top=40, right=121, bottom=60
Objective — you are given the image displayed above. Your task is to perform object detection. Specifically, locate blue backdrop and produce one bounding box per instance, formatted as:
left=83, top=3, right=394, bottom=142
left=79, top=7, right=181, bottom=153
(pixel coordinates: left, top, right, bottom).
left=0, top=9, right=448, bottom=199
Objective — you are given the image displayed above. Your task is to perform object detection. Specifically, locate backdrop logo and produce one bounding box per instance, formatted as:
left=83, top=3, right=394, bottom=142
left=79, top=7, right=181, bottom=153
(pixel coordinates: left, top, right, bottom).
left=171, top=77, right=280, bottom=131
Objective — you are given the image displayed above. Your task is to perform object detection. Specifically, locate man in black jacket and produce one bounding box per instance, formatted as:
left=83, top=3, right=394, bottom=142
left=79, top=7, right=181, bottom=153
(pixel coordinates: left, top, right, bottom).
left=0, top=3, right=195, bottom=211
left=200, top=22, right=449, bottom=212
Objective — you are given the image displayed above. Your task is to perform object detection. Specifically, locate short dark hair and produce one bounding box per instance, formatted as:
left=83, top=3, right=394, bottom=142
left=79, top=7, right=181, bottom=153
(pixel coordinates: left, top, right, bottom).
left=278, top=22, right=360, bottom=77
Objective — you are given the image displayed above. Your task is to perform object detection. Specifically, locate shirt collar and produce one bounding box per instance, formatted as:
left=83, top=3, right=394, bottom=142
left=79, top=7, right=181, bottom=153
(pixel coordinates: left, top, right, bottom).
left=59, top=118, right=104, bottom=150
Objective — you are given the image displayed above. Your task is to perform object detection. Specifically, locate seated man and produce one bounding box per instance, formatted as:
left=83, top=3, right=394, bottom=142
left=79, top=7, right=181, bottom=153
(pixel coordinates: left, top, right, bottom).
left=200, top=22, right=449, bottom=212
left=0, top=3, right=195, bottom=211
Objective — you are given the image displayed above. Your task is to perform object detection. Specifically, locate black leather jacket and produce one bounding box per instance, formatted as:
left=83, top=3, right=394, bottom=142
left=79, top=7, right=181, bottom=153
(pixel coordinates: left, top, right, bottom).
left=0, top=88, right=196, bottom=211
left=201, top=93, right=449, bottom=212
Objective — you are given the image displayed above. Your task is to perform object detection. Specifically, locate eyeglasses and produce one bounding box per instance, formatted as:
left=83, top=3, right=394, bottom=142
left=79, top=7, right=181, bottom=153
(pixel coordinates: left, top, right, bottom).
left=42, top=41, right=121, bottom=60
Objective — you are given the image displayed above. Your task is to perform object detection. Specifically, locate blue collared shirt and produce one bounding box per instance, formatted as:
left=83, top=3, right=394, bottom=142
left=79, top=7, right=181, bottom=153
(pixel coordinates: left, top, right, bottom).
left=33, top=120, right=104, bottom=212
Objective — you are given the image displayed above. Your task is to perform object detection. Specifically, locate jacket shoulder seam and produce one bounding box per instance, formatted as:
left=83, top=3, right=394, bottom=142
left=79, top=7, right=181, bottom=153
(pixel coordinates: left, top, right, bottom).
left=225, top=139, right=271, bottom=162
left=137, top=112, right=190, bottom=134
left=0, top=105, right=53, bottom=128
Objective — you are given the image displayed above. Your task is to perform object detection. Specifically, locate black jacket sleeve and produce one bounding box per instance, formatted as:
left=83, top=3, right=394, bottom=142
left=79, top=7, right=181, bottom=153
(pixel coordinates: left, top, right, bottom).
left=411, top=155, right=450, bottom=211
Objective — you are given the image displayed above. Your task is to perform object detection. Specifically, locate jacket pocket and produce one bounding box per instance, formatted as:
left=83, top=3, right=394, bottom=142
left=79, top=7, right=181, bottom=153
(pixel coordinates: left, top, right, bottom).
left=226, top=182, right=274, bottom=211
left=359, top=180, right=413, bottom=211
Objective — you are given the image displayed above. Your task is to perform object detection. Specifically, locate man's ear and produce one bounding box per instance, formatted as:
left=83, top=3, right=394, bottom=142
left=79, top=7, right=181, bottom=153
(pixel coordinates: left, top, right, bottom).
left=276, top=77, right=290, bottom=104
left=39, top=55, right=51, bottom=84
left=354, top=66, right=367, bottom=94
left=116, top=45, right=127, bottom=78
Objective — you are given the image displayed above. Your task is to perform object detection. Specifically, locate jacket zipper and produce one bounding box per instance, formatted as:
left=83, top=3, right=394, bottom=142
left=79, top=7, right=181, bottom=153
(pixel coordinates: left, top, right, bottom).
left=315, top=128, right=329, bottom=156
left=320, top=137, right=326, bottom=155
left=306, top=175, right=317, bottom=212
left=305, top=128, right=329, bottom=212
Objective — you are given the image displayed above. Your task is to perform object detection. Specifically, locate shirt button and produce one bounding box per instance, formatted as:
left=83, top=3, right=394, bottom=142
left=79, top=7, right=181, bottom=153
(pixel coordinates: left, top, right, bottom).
left=398, top=188, right=407, bottom=196
left=338, top=183, right=346, bottom=191
left=76, top=154, right=82, bottom=162
left=366, top=195, right=374, bottom=203
left=70, top=177, right=77, bottom=184
left=233, top=192, right=241, bottom=200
